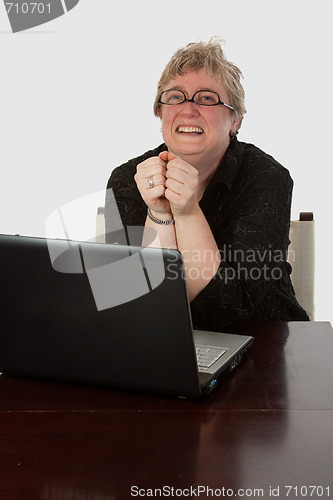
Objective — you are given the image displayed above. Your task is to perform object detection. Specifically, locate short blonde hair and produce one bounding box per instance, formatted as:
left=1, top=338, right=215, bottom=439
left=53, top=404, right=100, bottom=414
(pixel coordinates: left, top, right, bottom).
left=153, top=38, right=246, bottom=125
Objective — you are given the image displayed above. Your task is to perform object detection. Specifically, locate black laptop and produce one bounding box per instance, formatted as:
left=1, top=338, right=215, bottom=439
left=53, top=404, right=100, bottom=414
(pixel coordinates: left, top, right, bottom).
left=0, top=233, right=253, bottom=398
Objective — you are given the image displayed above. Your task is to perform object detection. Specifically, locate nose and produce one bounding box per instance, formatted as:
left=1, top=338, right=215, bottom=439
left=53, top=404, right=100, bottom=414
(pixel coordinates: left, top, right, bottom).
left=179, top=100, right=200, bottom=116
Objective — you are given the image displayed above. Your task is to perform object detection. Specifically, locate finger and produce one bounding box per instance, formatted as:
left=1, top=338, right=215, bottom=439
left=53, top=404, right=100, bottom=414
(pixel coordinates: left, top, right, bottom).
left=137, top=156, right=167, bottom=175
left=135, top=165, right=166, bottom=191
left=159, top=151, right=177, bottom=162
left=136, top=175, right=167, bottom=203
left=136, top=173, right=166, bottom=194
left=137, top=164, right=167, bottom=181
left=167, top=152, right=177, bottom=161
left=165, top=166, right=189, bottom=183
left=165, top=178, right=183, bottom=196
left=164, top=187, right=181, bottom=205
left=166, top=161, right=198, bottom=193
left=146, top=174, right=166, bottom=188
left=159, top=151, right=169, bottom=162
left=149, top=184, right=166, bottom=199
left=166, top=159, right=193, bottom=178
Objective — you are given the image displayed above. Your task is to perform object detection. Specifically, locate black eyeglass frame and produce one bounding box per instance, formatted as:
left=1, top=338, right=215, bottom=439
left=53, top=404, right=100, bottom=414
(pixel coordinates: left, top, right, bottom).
left=157, top=89, right=235, bottom=111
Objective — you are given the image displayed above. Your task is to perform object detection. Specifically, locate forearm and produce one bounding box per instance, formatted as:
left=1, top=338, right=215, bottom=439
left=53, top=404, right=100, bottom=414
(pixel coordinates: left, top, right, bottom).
left=174, top=205, right=221, bottom=301
left=142, top=209, right=177, bottom=249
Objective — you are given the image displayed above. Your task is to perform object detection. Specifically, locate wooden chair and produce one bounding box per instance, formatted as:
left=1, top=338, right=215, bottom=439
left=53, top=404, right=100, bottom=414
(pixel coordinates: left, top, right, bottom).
left=288, top=212, right=315, bottom=320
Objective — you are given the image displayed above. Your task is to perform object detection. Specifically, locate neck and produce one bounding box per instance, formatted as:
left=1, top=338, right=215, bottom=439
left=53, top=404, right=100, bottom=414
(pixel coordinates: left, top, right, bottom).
left=181, top=146, right=228, bottom=196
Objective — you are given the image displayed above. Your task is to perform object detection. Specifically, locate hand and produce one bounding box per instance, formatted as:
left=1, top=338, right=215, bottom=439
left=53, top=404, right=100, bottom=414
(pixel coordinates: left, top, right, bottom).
left=134, top=155, right=171, bottom=216
left=161, top=151, right=200, bottom=217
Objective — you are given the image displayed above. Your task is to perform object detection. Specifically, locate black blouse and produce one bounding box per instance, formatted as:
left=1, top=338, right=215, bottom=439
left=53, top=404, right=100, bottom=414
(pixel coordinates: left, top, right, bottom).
left=106, top=138, right=309, bottom=331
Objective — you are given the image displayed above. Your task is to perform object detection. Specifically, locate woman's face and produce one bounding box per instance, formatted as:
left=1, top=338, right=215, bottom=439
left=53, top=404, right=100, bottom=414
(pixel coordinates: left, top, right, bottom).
left=157, top=68, right=240, bottom=169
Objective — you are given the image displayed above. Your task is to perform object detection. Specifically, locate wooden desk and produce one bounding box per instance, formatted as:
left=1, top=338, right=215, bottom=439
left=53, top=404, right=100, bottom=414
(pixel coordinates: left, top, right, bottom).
left=0, top=322, right=332, bottom=500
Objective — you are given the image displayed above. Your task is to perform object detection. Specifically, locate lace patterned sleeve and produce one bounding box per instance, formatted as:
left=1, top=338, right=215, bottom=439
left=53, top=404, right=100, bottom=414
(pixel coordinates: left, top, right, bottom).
left=190, top=158, right=308, bottom=329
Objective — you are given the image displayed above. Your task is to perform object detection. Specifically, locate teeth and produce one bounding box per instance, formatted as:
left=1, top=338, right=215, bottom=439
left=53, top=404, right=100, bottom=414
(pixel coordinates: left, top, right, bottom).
left=178, top=126, right=203, bottom=134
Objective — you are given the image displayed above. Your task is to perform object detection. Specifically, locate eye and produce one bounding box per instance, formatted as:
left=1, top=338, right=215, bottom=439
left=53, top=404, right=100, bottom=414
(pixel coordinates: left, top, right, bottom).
left=161, top=90, right=184, bottom=104
left=196, top=91, right=219, bottom=105
left=202, top=95, right=214, bottom=102
left=169, top=93, right=182, bottom=102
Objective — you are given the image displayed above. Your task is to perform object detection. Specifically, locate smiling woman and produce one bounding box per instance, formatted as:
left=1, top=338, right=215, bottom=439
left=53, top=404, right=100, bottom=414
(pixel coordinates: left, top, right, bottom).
left=154, top=68, right=239, bottom=185
left=105, top=38, right=309, bottom=331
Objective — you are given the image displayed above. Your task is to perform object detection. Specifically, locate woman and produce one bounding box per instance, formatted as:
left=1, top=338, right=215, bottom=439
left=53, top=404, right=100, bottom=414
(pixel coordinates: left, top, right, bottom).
left=106, top=38, right=309, bottom=330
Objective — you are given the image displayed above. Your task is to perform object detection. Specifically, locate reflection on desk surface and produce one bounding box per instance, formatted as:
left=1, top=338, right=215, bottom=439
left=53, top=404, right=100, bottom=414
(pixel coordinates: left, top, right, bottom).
left=0, top=322, right=332, bottom=500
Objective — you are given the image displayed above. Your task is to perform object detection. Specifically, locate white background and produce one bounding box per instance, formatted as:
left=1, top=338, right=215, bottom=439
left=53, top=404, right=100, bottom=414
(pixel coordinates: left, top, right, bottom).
left=1, top=0, right=332, bottom=321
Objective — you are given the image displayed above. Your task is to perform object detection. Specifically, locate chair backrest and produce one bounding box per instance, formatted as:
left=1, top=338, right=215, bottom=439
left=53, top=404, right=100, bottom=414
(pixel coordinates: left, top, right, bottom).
left=96, top=206, right=106, bottom=243
left=288, top=212, right=315, bottom=320
left=96, top=208, right=315, bottom=320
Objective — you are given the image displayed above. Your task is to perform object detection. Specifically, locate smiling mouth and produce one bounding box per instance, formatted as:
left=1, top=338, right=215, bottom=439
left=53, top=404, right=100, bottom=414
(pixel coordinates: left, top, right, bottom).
left=177, top=126, right=204, bottom=134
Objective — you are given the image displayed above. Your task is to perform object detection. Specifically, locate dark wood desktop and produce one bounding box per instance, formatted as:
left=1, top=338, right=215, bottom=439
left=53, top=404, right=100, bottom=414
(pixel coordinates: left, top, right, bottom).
left=0, top=321, right=332, bottom=500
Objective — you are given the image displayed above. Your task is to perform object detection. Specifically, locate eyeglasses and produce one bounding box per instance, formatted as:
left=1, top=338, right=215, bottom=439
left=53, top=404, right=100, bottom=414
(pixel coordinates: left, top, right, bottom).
left=158, top=89, right=234, bottom=111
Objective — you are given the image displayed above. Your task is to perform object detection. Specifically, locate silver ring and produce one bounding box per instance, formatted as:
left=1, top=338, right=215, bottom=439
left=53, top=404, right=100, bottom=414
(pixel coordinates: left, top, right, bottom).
left=147, top=176, right=155, bottom=189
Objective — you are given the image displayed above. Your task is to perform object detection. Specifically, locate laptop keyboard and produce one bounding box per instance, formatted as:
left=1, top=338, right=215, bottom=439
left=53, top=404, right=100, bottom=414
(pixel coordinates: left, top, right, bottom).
left=196, top=345, right=227, bottom=371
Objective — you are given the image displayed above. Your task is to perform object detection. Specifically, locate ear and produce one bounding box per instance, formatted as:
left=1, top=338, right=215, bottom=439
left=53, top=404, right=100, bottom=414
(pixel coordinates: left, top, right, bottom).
left=230, top=116, right=243, bottom=135
left=157, top=106, right=162, bottom=119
